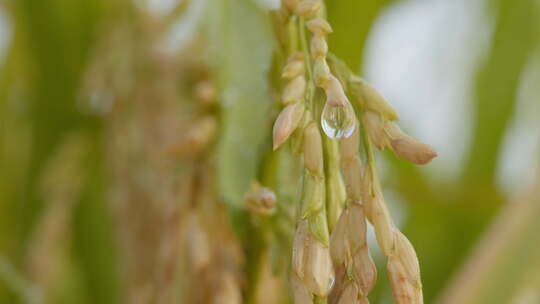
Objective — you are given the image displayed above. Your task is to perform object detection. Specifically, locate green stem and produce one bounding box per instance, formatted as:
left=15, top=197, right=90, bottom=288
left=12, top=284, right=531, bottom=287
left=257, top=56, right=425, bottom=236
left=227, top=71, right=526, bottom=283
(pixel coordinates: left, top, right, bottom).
left=298, top=17, right=313, bottom=81
left=323, top=136, right=343, bottom=232
left=287, top=16, right=299, bottom=56
left=298, top=17, right=317, bottom=113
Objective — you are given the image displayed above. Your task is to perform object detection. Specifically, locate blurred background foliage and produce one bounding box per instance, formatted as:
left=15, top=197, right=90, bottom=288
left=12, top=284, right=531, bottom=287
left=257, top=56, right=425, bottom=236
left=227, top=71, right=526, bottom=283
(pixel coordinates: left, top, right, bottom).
left=0, top=0, right=539, bottom=303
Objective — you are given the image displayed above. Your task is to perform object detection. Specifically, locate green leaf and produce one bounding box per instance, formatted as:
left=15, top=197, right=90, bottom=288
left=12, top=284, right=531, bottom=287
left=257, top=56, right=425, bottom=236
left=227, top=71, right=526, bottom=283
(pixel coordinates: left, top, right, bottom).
left=326, top=0, right=390, bottom=71
left=438, top=184, right=540, bottom=304
left=205, top=0, right=275, bottom=208
left=463, top=0, right=538, bottom=187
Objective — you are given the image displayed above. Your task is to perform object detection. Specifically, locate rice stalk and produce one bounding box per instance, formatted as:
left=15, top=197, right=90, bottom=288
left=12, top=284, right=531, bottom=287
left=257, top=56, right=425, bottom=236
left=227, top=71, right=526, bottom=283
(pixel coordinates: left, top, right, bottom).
left=274, top=1, right=434, bottom=303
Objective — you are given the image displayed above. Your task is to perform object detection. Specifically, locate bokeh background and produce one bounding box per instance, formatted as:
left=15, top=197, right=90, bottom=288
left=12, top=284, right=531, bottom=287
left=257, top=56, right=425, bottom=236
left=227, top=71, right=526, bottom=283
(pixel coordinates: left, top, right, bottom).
left=0, top=0, right=539, bottom=303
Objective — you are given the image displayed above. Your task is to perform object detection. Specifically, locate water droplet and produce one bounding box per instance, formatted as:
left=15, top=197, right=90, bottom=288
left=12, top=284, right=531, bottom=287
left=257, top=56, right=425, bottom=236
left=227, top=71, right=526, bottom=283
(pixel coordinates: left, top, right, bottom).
left=321, top=101, right=356, bottom=139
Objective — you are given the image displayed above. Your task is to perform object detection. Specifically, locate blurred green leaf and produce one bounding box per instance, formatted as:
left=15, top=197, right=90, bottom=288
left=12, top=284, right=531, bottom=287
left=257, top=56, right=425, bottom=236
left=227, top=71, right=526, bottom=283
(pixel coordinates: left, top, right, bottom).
left=464, top=0, right=538, bottom=187
left=71, top=135, right=121, bottom=304
left=205, top=0, right=275, bottom=208
left=326, top=0, right=390, bottom=71
left=9, top=0, right=104, bottom=254
left=439, top=182, right=540, bottom=304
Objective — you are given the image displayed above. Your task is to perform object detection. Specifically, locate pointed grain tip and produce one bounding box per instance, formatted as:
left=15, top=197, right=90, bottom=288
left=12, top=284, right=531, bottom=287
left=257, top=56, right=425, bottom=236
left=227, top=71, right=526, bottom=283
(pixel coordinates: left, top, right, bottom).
left=272, top=103, right=305, bottom=151
left=391, top=137, right=438, bottom=165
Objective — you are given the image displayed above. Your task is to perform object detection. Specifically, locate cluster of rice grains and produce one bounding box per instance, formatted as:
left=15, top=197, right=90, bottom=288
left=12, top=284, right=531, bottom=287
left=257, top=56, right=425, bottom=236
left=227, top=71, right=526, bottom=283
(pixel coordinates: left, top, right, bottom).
left=271, top=1, right=438, bottom=303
